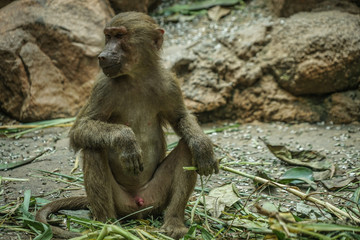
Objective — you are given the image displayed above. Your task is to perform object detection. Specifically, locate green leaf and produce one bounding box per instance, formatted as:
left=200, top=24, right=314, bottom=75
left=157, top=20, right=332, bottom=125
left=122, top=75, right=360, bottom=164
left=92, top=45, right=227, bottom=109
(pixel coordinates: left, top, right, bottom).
left=352, top=186, right=360, bottom=205
left=35, top=197, right=51, bottom=207
left=22, top=218, right=53, bottom=240
left=20, top=189, right=33, bottom=220
left=185, top=224, right=198, bottom=237
left=18, top=190, right=53, bottom=239
left=201, top=227, right=214, bottom=240
left=291, top=213, right=303, bottom=222
left=279, top=167, right=316, bottom=189
left=329, top=232, right=360, bottom=240
left=273, top=229, right=286, bottom=240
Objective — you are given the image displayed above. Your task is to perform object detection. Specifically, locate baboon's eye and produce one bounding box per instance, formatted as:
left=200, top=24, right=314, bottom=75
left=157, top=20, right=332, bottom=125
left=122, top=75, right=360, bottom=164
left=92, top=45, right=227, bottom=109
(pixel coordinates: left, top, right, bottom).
left=115, top=33, right=124, bottom=39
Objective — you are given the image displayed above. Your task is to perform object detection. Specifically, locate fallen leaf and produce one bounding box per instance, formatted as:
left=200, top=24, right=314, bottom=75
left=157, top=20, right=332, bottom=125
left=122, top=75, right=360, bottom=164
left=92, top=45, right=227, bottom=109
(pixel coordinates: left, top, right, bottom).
left=296, top=202, right=332, bottom=221
left=279, top=167, right=317, bottom=190
left=202, top=183, right=240, bottom=217
left=261, top=201, right=278, bottom=215
left=321, top=177, right=357, bottom=191
left=208, top=6, right=231, bottom=21
left=260, top=138, right=333, bottom=171
left=313, top=170, right=332, bottom=181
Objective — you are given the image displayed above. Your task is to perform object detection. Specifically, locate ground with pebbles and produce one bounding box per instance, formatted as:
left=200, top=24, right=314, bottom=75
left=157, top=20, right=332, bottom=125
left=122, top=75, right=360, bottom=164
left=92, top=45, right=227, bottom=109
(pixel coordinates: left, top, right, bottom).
left=1, top=121, right=359, bottom=238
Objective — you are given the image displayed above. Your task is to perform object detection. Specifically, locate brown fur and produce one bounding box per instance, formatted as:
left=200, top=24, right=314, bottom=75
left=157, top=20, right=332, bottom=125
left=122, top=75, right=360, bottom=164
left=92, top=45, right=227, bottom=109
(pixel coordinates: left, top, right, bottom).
left=35, top=12, right=218, bottom=239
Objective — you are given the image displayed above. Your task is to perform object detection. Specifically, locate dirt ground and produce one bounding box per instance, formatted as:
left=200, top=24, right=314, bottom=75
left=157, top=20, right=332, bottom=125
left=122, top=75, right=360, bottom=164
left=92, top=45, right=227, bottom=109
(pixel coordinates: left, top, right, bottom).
left=0, top=121, right=359, bottom=239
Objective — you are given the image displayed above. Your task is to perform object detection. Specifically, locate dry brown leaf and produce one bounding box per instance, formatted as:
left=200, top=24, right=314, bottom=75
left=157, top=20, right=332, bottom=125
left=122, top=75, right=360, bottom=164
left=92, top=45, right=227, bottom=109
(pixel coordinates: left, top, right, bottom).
left=207, top=6, right=231, bottom=22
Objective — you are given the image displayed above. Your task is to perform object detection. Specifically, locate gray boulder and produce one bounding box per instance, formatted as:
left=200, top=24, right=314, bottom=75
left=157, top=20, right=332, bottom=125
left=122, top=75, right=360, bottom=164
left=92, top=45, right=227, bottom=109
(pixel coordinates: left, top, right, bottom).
left=0, top=0, right=113, bottom=122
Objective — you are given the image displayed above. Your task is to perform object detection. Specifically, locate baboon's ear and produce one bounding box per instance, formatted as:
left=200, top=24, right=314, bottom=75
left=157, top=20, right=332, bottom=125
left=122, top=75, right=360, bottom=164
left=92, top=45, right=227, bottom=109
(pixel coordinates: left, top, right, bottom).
left=155, top=28, right=165, bottom=50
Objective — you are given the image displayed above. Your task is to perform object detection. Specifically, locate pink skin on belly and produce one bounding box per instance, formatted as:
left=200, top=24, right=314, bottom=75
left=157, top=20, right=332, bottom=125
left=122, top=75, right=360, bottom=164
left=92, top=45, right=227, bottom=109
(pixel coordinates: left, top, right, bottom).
left=135, top=196, right=144, bottom=207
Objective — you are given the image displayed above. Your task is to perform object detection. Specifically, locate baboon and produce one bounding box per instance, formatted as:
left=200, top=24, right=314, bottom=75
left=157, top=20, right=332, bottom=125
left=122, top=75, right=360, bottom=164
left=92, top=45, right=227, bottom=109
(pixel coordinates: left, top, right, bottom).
left=36, top=11, right=219, bottom=239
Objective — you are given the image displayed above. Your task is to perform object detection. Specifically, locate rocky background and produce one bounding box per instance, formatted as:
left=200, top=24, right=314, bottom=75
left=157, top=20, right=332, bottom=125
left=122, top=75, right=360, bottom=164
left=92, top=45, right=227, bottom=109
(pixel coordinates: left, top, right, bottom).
left=0, top=0, right=359, bottom=123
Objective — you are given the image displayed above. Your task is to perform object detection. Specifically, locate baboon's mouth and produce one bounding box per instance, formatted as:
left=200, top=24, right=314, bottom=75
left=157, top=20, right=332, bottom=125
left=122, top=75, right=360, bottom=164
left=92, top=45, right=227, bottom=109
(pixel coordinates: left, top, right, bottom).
left=101, top=64, right=122, bottom=77
left=101, top=63, right=121, bottom=71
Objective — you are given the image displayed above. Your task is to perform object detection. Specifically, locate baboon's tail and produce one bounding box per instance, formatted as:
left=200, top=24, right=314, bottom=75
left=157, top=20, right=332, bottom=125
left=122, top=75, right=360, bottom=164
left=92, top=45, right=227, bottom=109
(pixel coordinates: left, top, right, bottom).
left=35, top=196, right=89, bottom=239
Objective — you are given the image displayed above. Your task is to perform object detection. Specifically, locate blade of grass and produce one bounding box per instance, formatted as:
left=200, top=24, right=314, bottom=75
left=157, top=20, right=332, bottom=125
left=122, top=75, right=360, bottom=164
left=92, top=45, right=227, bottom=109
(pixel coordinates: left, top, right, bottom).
left=71, top=150, right=82, bottom=174
left=285, top=224, right=331, bottom=240
left=185, top=208, right=225, bottom=225
left=0, top=176, right=29, bottom=183
left=134, top=229, right=159, bottom=240
left=0, top=149, right=51, bottom=171
left=117, top=206, right=154, bottom=222
left=166, top=124, right=239, bottom=151
left=167, top=141, right=178, bottom=151
left=18, top=190, right=53, bottom=240
left=6, top=117, right=75, bottom=138
left=200, top=176, right=211, bottom=232
left=22, top=190, right=31, bottom=214
left=107, top=225, right=140, bottom=240
left=0, top=225, right=35, bottom=234
left=153, top=232, right=175, bottom=240
left=36, top=169, right=84, bottom=182
left=32, top=174, right=84, bottom=187
left=190, top=192, right=202, bottom=224
left=204, top=124, right=239, bottom=134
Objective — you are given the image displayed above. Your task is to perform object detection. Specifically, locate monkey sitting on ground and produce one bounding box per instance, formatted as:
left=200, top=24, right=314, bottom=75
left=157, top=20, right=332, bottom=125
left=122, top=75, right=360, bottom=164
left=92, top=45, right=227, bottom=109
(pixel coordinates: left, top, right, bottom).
left=36, top=11, right=219, bottom=239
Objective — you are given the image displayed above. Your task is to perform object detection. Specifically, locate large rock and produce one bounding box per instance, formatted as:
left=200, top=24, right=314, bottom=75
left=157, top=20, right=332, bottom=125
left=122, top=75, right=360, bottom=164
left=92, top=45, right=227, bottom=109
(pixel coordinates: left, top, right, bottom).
left=266, top=10, right=360, bottom=95
left=269, top=0, right=321, bottom=17
left=325, top=90, right=360, bottom=124
left=0, top=0, right=14, bottom=9
left=0, top=0, right=114, bottom=122
left=268, top=0, right=360, bottom=17
left=166, top=8, right=360, bottom=123
left=109, top=0, right=160, bottom=13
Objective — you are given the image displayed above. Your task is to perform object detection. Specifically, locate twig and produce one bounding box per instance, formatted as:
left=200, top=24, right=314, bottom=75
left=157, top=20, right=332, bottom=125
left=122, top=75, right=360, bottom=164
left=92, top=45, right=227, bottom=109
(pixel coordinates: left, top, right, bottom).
left=71, top=150, right=82, bottom=174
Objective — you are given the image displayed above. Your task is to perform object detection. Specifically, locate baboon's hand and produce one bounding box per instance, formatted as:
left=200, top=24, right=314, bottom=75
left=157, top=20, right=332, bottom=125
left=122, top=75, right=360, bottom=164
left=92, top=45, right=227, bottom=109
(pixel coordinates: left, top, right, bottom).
left=189, top=137, right=219, bottom=176
left=113, top=128, right=144, bottom=175
left=119, top=142, right=143, bottom=175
